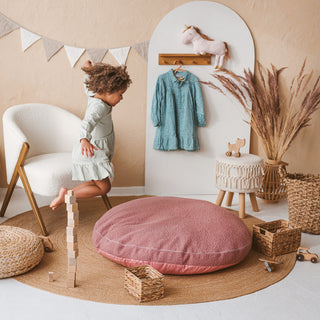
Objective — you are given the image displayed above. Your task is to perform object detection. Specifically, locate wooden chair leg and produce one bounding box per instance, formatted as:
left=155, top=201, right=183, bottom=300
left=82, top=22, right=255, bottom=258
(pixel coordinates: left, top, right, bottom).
left=1, top=143, right=29, bottom=217
left=101, top=194, right=112, bottom=210
left=216, top=190, right=226, bottom=206
left=0, top=168, right=20, bottom=217
left=249, top=193, right=259, bottom=212
left=18, top=166, right=48, bottom=236
left=1, top=142, right=48, bottom=236
left=239, top=193, right=246, bottom=219
left=225, top=192, right=234, bottom=207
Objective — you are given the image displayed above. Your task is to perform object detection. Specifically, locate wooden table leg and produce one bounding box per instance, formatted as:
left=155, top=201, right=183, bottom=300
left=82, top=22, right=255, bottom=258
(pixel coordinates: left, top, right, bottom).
left=216, top=190, right=226, bottom=206
left=225, top=192, right=234, bottom=206
left=249, top=193, right=259, bottom=212
left=239, top=193, right=246, bottom=219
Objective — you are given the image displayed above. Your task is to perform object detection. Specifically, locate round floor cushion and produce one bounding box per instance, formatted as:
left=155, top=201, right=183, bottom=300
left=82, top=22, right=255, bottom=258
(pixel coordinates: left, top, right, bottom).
left=92, top=197, right=252, bottom=275
left=0, top=226, right=44, bottom=278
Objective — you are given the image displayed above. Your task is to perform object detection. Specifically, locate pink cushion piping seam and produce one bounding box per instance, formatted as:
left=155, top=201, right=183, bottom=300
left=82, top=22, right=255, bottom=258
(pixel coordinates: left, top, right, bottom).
left=95, top=230, right=251, bottom=255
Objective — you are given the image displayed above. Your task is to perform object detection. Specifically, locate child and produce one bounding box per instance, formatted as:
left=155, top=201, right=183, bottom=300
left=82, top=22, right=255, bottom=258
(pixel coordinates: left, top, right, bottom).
left=50, top=60, right=132, bottom=210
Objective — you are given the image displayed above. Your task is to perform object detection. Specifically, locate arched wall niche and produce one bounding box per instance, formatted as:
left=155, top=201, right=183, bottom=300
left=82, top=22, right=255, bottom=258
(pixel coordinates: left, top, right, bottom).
left=145, top=1, right=255, bottom=195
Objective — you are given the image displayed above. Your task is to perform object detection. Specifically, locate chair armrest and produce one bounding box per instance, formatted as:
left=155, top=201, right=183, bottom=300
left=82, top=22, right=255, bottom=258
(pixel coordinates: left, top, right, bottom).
left=2, top=112, right=28, bottom=184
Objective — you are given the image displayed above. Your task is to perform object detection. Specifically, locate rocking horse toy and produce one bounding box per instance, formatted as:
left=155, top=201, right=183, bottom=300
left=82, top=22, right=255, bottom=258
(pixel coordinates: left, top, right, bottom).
left=181, top=25, right=230, bottom=69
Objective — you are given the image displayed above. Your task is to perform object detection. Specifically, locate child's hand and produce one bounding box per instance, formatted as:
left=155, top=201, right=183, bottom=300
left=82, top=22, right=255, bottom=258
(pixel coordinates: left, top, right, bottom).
left=80, top=138, right=98, bottom=158
left=83, top=60, right=92, bottom=68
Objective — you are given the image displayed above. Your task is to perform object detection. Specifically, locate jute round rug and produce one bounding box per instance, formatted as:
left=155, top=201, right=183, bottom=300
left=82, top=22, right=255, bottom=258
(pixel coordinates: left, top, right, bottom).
left=2, top=196, right=296, bottom=305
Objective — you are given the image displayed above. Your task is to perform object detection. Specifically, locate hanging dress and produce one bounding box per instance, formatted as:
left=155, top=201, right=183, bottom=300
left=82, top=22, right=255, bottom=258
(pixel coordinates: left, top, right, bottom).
left=151, top=69, right=206, bottom=151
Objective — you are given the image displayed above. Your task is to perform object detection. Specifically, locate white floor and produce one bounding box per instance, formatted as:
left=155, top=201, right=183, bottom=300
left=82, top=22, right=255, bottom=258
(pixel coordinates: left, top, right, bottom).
left=0, top=188, right=319, bottom=320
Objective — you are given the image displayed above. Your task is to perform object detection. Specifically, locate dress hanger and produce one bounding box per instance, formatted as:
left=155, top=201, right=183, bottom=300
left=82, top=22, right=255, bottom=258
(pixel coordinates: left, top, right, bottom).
left=173, top=60, right=186, bottom=81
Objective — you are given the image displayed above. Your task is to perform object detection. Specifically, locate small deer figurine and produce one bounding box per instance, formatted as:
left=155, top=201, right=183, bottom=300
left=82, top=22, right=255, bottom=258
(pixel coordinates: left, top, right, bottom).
left=226, top=138, right=245, bottom=157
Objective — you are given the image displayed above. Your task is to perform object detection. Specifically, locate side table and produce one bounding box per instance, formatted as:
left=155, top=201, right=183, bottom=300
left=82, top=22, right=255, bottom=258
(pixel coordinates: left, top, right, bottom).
left=215, top=153, right=264, bottom=218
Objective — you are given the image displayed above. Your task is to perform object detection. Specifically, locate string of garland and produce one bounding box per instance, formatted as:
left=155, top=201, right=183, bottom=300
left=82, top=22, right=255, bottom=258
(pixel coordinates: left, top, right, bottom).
left=0, top=12, right=149, bottom=67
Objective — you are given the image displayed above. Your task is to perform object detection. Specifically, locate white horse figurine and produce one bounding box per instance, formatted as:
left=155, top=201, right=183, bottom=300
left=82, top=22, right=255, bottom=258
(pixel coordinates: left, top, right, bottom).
left=181, top=25, right=230, bottom=69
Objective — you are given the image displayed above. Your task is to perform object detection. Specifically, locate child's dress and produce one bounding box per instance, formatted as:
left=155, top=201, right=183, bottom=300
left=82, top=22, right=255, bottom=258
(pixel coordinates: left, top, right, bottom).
left=72, top=82, right=115, bottom=181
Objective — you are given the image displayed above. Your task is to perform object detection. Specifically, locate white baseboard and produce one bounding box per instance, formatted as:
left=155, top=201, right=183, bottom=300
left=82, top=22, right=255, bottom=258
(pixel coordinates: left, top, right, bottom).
left=108, top=186, right=146, bottom=196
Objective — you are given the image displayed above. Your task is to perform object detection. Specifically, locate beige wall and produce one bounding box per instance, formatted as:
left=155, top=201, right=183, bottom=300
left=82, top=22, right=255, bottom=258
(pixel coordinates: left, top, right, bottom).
left=0, top=0, right=319, bottom=188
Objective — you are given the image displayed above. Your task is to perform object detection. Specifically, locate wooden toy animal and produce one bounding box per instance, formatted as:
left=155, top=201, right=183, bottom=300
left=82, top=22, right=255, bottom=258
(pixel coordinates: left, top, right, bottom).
left=226, top=138, right=245, bottom=157
left=181, top=25, right=230, bottom=69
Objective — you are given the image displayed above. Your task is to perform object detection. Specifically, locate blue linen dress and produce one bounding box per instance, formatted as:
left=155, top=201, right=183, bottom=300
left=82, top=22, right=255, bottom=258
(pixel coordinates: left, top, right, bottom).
left=151, top=69, right=206, bottom=151
left=72, top=82, right=115, bottom=181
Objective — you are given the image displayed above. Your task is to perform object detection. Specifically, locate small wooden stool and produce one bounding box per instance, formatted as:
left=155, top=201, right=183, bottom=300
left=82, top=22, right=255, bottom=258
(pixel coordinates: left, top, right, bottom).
left=215, top=153, right=264, bottom=218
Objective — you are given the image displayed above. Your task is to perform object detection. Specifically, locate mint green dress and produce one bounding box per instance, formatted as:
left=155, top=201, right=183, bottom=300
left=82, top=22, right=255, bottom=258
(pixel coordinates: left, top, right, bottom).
left=72, top=83, right=115, bottom=181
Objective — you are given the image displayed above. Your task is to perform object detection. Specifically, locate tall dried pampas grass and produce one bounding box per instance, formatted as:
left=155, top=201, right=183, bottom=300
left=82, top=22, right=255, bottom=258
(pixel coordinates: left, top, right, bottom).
left=202, top=61, right=320, bottom=161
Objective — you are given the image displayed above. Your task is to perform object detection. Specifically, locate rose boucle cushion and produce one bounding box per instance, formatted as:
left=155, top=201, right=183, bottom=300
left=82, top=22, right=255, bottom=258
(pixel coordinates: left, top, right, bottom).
left=92, top=197, right=252, bottom=275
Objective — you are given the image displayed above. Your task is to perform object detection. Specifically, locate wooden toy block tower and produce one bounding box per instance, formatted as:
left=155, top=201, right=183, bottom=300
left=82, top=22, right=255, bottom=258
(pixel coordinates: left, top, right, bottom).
left=65, top=190, right=79, bottom=288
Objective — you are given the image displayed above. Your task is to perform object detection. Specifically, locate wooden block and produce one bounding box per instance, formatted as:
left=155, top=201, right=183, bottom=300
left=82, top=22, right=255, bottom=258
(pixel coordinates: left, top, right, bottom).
left=67, top=190, right=74, bottom=196
left=68, top=257, right=77, bottom=266
left=66, top=233, right=77, bottom=243
left=68, top=264, right=77, bottom=273
left=67, top=217, right=79, bottom=227
left=68, top=249, right=79, bottom=258
left=65, top=194, right=76, bottom=204
left=67, top=271, right=76, bottom=281
left=48, top=272, right=54, bottom=282
left=67, top=210, right=79, bottom=220
left=67, top=203, right=78, bottom=212
left=66, top=226, right=78, bottom=236
left=67, top=279, right=75, bottom=288
left=67, top=241, right=78, bottom=251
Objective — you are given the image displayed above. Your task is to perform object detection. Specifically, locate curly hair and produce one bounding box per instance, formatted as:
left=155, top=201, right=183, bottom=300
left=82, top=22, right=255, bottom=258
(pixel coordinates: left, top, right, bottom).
left=82, top=63, right=132, bottom=94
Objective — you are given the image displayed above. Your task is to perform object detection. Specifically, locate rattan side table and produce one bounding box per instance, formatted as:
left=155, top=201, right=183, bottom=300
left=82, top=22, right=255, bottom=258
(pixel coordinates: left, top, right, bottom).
left=215, top=153, right=264, bottom=218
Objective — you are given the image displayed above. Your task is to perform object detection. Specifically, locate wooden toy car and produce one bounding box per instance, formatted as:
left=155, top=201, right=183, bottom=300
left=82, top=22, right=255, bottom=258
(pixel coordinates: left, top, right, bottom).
left=296, top=247, right=319, bottom=263
left=259, top=258, right=283, bottom=272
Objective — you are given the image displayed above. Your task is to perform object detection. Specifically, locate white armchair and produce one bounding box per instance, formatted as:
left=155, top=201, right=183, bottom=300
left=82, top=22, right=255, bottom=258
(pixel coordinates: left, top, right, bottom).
left=0, top=103, right=112, bottom=235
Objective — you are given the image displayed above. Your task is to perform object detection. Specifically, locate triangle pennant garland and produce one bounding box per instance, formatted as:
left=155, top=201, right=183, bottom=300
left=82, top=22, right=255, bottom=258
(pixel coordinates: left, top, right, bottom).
left=109, top=46, right=131, bottom=66
left=0, top=11, right=149, bottom=68
left=20, top=28, right=41, bottom=51
left=64, top=45, right=85, bottom=68
left=132, top=41, right=149, bottom=61
left=42, top=37, right=64, bottom=61
left=86, top=48, right=108, bottom=64
left=0, top=12, right=19, bottom=38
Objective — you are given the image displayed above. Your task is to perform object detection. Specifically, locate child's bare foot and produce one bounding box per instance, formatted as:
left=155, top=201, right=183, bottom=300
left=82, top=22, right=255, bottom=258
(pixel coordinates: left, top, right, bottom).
left=50, top=187, right=68, bottom=210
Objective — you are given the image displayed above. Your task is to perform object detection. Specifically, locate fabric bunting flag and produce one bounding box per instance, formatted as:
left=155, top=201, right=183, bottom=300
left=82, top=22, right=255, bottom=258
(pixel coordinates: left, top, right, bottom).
left=0, top=11, right=148, bottom=68
left=64, top=45, right=85, bottom=68
left=0, top=12, right=19, bottom=38
left=20, top=28, right=41, bottom=51
left=86, top=48, right=108, bottom=64
left=132, top=41, right=149, bottom=61
left=42, top=37, right=64, bottom=61
left=109, top=46, right=131, bottom=66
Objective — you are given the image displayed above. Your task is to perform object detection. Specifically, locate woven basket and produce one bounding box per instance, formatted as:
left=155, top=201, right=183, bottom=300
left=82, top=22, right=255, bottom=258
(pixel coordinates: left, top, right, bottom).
left=0, top=226, right=44, bottom=279
left=124, top=265, right=164, bottom=302
left=280, top=168, right=320, bottom=234
left=256, top=159, right=287, bottom=202
left=253, top=220, right=301, bottom=257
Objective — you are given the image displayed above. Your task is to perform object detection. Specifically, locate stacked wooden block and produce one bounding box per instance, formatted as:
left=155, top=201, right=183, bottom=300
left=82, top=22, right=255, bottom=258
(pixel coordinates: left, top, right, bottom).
left=65, top=190, right=79, bottom=288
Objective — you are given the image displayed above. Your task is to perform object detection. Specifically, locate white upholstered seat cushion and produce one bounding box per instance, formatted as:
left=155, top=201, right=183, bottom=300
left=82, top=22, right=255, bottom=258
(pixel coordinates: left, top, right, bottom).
left=17, top=153, right=79, bottom=196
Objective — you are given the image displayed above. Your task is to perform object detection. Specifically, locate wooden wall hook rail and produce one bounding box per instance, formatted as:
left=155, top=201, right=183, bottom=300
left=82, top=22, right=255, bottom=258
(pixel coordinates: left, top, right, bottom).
left=159, top=53, right=211, bottom=65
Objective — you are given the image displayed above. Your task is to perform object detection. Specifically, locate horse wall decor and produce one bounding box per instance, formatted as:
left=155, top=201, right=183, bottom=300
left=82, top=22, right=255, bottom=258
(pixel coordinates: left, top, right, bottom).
left=181, top=25, right=230, bottom=69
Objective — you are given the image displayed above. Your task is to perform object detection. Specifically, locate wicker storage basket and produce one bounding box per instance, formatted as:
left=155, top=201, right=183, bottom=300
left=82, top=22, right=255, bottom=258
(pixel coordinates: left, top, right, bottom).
left=0, top=226, right=44, bottom=278
left=253, top=220, right=301, bottom=257
left=281, top=170, right=320, bottom=234
left=124, top=265, right=164, bottom=302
